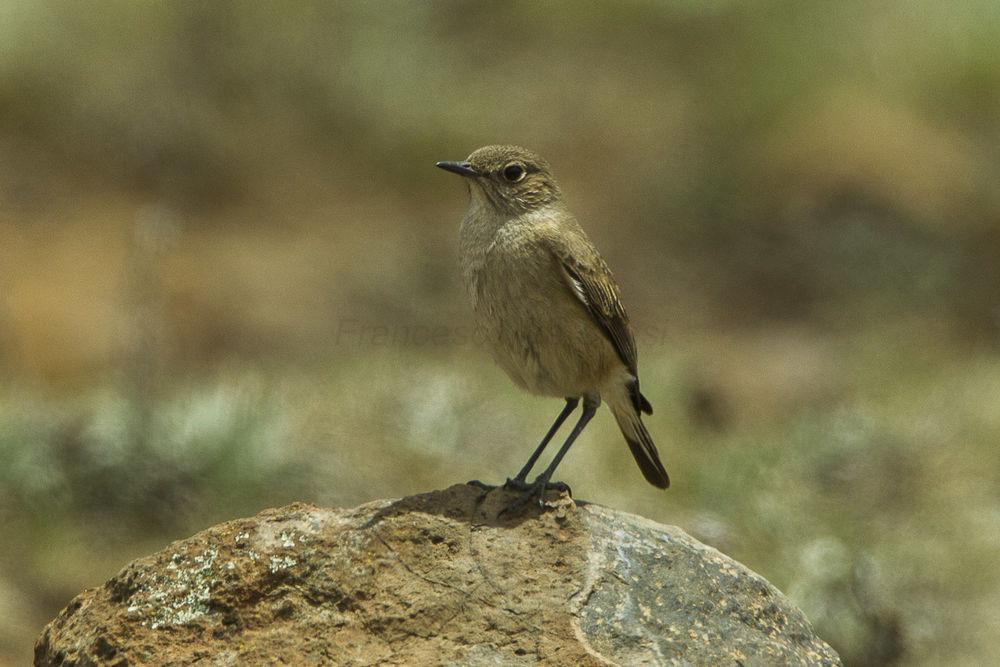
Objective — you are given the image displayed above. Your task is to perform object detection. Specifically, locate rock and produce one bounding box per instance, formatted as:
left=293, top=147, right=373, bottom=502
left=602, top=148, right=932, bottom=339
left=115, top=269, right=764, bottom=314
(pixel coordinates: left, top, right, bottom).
left=35, top=484, right=840, bottom=666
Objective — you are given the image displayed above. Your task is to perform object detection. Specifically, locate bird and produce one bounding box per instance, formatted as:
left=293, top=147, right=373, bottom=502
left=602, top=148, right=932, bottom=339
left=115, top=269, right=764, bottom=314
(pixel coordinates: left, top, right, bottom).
left=437, top=145, right=669, bottom=508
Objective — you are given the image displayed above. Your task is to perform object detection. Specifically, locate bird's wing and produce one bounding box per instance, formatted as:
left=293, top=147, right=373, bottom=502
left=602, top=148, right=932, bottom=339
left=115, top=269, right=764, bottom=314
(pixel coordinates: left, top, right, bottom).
left=544, top=233, right=639, bottom=378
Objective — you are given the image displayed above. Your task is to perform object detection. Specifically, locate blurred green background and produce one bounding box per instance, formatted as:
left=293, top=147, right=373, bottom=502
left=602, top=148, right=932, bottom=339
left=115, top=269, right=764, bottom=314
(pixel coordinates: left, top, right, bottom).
left=2, top=1, right=999, bottom=664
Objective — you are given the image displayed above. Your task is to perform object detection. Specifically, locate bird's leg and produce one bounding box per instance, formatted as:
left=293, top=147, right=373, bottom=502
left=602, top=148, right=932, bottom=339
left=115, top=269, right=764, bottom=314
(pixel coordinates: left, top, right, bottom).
left=505, top=397, right=579, bottom=491
left=504, top=396, right=598, bottom=513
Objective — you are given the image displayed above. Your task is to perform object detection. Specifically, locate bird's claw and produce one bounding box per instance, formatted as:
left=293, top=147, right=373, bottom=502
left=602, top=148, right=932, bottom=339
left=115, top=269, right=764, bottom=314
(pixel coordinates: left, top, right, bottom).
left=502, top=477, right=531, bottom=492
left=499, top=478, right=572, bottom=516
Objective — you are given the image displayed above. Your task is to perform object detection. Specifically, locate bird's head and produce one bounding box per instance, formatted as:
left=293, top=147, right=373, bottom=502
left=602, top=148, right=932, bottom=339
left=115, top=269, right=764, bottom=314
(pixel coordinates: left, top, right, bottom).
left=437, top=145, right=561, bottom=214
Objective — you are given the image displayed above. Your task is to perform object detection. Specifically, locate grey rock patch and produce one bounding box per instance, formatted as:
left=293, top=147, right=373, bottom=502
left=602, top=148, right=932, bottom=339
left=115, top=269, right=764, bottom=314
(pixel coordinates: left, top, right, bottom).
left=574, top=504, right=840, bottom=665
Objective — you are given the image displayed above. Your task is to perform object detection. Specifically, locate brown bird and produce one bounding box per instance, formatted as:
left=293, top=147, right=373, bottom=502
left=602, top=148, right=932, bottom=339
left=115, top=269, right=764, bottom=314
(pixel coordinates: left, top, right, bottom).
left=437, top=145, right=669, bottom=507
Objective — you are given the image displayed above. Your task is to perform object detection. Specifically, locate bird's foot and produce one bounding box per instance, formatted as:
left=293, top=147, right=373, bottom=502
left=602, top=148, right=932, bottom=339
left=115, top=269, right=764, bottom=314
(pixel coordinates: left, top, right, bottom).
left=502, top=477, right=532, bottom=492
left=500, top=478, right=572, bottom=516
left=466, top=479, right=497, bottom=491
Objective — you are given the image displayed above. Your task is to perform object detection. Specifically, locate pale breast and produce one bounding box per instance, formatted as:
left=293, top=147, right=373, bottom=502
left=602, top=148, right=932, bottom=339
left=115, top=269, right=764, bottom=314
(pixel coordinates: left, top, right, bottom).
left=462, top=221, right=621, bottom=397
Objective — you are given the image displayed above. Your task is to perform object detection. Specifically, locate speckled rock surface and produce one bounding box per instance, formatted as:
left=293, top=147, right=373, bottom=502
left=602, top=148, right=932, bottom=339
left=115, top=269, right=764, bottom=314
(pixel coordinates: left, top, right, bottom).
left=35, top=484, right=840, bottom=666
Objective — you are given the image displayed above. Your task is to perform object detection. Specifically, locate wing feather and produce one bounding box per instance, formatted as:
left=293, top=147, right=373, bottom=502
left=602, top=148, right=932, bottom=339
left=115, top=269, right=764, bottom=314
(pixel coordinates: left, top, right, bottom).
left=545, top=234, right=638, bottom=377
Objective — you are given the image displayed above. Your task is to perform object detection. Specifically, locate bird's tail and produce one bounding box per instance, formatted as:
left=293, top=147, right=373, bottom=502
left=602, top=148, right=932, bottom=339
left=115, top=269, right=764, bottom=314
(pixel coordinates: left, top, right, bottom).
left=610, top=390, right=670, bottom=489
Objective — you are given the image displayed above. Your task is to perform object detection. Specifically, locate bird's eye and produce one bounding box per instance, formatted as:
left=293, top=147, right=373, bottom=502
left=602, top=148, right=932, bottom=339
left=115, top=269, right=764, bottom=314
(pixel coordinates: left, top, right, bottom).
left=503, top=164, right=526, bottom=182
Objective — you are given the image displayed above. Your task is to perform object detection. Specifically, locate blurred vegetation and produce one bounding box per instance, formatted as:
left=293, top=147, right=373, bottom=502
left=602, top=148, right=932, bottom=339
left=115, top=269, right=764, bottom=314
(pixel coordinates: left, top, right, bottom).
left=1, top=1, right=999, bottom=664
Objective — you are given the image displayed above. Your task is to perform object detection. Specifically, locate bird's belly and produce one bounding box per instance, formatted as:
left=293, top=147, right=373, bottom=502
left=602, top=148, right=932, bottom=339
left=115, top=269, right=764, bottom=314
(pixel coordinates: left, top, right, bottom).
left=472, top=272, right=620, bottom=397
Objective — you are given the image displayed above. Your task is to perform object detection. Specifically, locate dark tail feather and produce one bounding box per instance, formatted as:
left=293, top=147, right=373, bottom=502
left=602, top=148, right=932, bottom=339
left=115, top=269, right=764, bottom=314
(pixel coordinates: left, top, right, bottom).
left=627, top=379, right=653, bottom=415
left=612, top=403, right=670, bottom=489
left=638, top=391, right=653, bottom=415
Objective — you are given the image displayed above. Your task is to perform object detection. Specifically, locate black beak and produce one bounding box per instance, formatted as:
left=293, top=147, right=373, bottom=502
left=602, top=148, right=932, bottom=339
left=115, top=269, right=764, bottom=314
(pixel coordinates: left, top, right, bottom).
left=436, top=161, right=478, bottom=177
